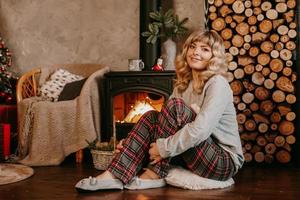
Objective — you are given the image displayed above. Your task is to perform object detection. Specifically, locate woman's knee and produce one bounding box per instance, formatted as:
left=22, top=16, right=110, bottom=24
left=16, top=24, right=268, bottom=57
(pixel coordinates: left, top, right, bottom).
left=165, top=98, right=185, bottom=108
left=162, top=98, right=185, bottom=113
left=163, top=98, right=194, bottom=118
left=138, top=110, right=158, bottom=124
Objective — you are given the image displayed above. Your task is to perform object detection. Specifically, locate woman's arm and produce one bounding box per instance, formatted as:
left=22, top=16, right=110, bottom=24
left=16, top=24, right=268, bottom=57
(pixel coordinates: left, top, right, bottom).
left=156, top=76, right=233, bottom=158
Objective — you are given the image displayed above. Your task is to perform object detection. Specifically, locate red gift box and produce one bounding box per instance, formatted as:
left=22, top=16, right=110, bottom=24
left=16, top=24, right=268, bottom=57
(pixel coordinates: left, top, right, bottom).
left=0, top=123, right=11, bottom=160
left=0, top=105, right=17, bottom=132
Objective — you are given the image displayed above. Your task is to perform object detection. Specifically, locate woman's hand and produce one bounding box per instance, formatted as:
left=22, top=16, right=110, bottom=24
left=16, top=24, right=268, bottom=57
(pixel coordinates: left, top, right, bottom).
left=115, top=139, right=125, bottom=154
left=149, top=142, right=163, bottom=165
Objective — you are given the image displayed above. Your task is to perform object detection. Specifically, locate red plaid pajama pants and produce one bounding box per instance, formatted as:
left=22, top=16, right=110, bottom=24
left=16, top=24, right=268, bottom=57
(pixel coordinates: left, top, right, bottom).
left=107, top=98, right=235, bottom=184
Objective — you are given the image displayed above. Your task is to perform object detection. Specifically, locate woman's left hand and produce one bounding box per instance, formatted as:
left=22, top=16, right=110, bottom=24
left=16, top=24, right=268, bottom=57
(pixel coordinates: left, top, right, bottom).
left=149, top=142, right=163, bottom=165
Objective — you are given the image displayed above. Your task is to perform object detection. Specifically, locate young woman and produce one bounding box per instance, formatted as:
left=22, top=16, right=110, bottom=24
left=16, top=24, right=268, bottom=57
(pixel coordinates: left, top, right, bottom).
left=75, top=30, right=244, bottom=192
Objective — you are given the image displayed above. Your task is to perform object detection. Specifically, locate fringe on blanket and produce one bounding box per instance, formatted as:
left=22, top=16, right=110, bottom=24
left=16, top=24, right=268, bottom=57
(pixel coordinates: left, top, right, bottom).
left=16, top=98, right=46, bottom=159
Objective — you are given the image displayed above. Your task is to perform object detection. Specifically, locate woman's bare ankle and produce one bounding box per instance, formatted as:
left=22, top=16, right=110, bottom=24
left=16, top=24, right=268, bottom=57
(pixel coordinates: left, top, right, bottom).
left=139, top=168, right=160, bottom=180
left=96, top=170, right=116, bottom=179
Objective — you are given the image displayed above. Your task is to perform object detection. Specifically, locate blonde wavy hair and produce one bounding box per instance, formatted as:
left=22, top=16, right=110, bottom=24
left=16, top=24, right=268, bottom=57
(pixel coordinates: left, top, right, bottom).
left=175, top=30, right=228, bottom=94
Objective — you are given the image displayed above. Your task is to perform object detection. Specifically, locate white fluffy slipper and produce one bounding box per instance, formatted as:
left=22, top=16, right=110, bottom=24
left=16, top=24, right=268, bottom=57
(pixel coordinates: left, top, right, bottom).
left=75, top=176, right=123, bottom=192
left=124, top=177, right=166, bottom=190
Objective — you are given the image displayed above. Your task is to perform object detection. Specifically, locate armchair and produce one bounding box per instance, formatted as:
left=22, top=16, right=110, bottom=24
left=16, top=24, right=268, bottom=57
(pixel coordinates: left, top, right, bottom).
left=16, top=64, right=109, bottom=165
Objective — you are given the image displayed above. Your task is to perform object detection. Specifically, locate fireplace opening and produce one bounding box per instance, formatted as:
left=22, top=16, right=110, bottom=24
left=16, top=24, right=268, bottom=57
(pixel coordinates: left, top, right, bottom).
left=101, top=71, right=175, bottom=142
left=114, top=92, right=164, bottom=123
left=113, top=91, right=165, bottom=140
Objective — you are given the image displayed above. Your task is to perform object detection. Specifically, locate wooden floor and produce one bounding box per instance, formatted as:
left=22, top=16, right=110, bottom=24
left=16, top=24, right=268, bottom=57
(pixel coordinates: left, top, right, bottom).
left=1, top=155, right=300, bottom=200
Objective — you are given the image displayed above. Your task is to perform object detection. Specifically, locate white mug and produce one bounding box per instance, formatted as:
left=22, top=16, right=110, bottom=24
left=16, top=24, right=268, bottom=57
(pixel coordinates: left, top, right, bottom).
left=128, top=59, right=144, bottom=71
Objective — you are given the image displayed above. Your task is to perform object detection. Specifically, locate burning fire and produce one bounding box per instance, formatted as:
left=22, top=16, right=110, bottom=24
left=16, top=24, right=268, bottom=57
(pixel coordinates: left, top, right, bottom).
left=114, top=92, right=164, bottom=124
left=123, top=100, right=156, bottom=123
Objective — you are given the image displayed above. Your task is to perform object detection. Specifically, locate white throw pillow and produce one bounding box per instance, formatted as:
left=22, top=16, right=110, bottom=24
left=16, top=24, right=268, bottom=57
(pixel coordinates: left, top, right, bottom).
left=165, top=167, right=234, bottom=190
left=39, top=69, right=84, bottom=101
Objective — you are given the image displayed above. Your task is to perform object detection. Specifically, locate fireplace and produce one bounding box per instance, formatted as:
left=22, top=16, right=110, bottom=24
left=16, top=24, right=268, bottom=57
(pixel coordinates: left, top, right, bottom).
left=101, top=71, right=175, bottom=141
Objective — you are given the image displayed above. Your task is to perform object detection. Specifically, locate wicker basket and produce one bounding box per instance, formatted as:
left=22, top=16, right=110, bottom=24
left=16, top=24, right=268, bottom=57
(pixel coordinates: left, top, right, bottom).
left=91, top=117, right=117, bottom=170
left=90, top=149, right=114, bottom=170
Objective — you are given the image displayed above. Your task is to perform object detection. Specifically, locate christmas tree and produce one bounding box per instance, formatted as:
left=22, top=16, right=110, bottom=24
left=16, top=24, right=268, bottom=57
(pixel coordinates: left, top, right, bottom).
left=0, top=36, right=17, bottom=104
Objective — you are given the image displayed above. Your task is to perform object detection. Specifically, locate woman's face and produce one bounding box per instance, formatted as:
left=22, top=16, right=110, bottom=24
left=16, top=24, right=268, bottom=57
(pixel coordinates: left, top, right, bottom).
left=186, top=41, right=212, bottom=71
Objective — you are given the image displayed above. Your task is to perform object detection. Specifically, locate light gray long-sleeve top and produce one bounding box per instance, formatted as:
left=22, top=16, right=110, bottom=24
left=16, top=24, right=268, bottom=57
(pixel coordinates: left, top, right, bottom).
left=156, top=75, right=244, bottom=174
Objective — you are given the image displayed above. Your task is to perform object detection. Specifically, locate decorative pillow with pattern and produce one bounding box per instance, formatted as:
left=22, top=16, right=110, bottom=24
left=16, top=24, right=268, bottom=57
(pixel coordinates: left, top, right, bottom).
left=39, top=69, right=84, bottom=101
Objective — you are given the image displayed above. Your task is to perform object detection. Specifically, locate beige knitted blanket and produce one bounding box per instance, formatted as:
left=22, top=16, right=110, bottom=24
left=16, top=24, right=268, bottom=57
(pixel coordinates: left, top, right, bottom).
left=17, top=66, right=110, bottom=166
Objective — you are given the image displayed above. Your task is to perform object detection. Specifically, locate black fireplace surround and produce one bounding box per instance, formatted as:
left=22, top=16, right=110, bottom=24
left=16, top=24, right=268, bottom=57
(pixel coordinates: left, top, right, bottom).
left=101, top=71, right=175, bottom=141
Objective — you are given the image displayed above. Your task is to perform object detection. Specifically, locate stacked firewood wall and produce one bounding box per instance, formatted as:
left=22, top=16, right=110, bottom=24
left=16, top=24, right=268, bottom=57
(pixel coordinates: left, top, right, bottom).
left=207, top=0, right=297, bottom=164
